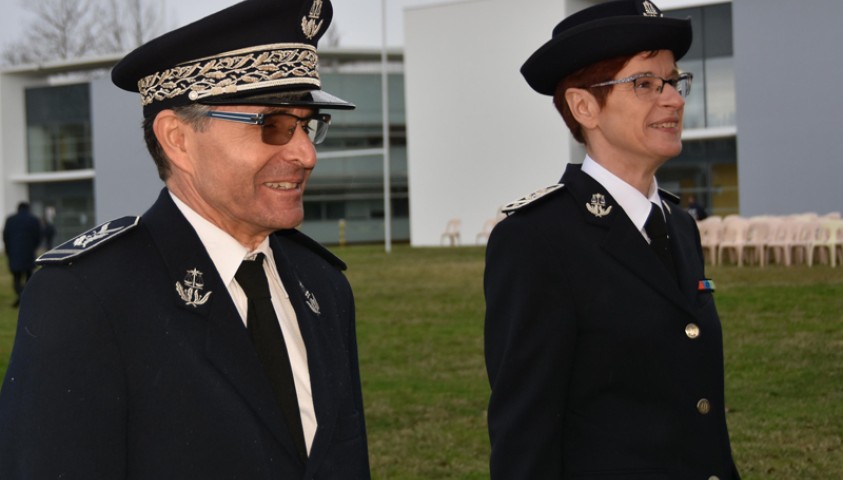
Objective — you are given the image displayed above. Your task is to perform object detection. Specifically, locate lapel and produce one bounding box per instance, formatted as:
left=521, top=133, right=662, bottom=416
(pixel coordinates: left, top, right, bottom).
left=141, top=189, right=302, bottom=463
left=562, top=165, right=693, bottom=315
left=268, top=234, right=340, bottom=475
left=269, top=234, right=343, bottom=476
left=664, top=202, right=706, bottom=307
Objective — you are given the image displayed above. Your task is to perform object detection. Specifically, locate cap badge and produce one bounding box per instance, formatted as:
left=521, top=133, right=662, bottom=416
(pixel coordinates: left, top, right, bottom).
left=302, top=0, right=325, bottom=40
left=641, top=1, right=663, bottom=17
left=177, top=268, right=213, bottom=308
left=299, top=281, right=321, bottom=315
left=586, top=193, right=613, bottom=218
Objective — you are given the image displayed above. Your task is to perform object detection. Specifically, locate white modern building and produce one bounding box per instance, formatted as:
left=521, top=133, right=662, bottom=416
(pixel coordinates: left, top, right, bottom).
left=404, top=0, right=843, bottom=246
left=2, top=0, right=842, bottom=248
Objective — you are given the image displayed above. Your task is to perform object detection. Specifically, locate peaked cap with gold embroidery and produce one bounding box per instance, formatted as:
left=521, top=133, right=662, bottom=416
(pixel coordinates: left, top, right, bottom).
left=112, top=0, right=353, bottom=118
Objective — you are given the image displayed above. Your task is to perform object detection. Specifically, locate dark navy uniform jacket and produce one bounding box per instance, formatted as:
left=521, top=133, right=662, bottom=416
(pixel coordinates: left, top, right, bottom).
left=485, top=163, right=740, bottom=479
left=0, top=189, right=370, bottom=479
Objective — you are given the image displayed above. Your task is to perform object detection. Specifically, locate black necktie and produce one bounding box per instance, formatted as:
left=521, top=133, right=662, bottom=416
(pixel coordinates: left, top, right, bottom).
left=235, top=253, right=307, bottom=461
left=644, top=202, right=678, bottom=281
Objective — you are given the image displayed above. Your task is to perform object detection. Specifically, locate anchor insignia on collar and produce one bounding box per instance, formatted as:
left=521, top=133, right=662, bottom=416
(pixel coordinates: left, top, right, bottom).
left=176, top=268, right=213, bottom=308
left=586, top=193, right=613, bottom=218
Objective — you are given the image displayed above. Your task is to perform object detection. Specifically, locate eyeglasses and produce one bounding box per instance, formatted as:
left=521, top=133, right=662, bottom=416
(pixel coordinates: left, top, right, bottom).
left=205, top=110, right=332, bottom=145
left=589, top=72, right=693, bottom=100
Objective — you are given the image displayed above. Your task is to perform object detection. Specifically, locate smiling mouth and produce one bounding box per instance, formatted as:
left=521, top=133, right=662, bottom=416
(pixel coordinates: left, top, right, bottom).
left=265, top=182, right=300, bottom=191
left=650, top=121, right=680, bottom=129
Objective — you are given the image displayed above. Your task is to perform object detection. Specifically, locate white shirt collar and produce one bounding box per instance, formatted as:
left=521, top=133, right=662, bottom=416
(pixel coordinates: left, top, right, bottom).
left=169, top=191, right=272, bottom=287
left=580, top=155, right=663, bottom=234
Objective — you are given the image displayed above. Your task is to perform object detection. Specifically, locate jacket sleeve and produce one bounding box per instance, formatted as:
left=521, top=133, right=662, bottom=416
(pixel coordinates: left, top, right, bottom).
left=0, top=266, right=128, bottom=479
left=484, top=216, right=578, bottom=479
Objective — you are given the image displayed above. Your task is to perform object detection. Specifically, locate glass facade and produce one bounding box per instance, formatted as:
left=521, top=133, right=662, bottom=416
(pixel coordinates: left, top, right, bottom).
left=25, top=84, right=93, bottom=173
left=301, top=71, right=410, bottom=243
left=663, top=3, right=739, bottom=216
left=24, top=84, right=96, bottom=244
left=28, top=180, right=95, bottom=246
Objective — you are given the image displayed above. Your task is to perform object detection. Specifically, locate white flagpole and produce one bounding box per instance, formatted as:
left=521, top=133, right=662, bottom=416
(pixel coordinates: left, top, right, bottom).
left=380, top=0, right=393, bottom=253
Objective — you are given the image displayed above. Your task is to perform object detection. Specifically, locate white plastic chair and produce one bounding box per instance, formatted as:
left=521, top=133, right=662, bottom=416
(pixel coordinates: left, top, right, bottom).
left=742, top=217, right=772, bottom=267
left=475, top=218, right=499, bottom=245
left=765, top=218, right=798, bottom=266
left=440, top=219, right=461, bottom=246
left=717, top=217, right=749, bottom=266
left=836, top=221, right=843, bottom=267
left=697, top=216, right=723, bottom=265
left=790, top=219, right=821, bottom=266
left=812, top=219, right=842, bottom=267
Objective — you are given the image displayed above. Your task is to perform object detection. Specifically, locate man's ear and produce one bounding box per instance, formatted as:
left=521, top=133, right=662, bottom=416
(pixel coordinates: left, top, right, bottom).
left=153, top=110, right=192, bottom=172
left=564, top=88, right=600, bottom=130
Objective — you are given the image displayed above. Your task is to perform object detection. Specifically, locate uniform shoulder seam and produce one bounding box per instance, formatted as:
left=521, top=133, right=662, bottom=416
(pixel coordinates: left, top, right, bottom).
left=276, top=229, right=347, bottom=271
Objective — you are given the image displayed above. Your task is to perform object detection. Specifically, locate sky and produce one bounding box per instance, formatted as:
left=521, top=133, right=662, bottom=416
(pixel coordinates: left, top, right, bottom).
left=0, top=0, right=449, bottom=53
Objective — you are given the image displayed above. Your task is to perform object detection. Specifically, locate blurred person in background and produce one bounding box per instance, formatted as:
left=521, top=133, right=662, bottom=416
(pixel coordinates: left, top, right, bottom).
left=3, top=202, right=42, bottom=307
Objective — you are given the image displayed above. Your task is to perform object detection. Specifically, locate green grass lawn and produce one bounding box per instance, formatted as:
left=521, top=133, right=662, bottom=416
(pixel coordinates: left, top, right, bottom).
left=1, top=246, right=842, bottom=479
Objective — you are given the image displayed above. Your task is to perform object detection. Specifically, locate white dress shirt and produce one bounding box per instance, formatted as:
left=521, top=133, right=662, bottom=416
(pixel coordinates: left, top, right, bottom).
left=170, top=191, right=317, bottom=454
left=580, top=155, right=665, bottom=243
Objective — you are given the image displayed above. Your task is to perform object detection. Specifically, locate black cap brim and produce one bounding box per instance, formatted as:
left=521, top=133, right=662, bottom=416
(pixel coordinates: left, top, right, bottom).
left=199, top=88, right=356, bottom=111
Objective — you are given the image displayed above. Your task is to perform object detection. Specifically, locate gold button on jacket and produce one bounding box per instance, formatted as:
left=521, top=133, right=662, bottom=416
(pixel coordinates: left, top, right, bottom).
left=685, top=323, right=701, bottom=339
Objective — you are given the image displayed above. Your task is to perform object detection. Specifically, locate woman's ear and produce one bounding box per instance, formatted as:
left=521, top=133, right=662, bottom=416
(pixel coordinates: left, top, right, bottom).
left=564, top=88, right=600, bottom=131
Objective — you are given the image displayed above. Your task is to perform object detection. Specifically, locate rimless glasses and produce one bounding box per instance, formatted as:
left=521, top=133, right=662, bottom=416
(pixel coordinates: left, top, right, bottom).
left=589, top=72, right=693, bottom=100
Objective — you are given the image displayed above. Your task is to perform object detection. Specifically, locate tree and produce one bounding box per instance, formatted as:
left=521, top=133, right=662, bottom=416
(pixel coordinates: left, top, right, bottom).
left=97, top=0, right=166, bottom=55
left=1, top=0, right=165, bottom=65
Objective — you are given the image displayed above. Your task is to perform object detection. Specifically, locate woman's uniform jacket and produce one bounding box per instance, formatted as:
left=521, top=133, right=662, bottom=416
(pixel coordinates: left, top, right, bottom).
left=0, top=189, right=370, bottom=479
left=485, top=163, right=740, bottom=480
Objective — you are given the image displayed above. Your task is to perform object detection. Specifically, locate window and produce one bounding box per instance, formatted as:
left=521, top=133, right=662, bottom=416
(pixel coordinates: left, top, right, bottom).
left=25, top=84, right=93, bottom=173
left=667, top=3, right=735, bottom=129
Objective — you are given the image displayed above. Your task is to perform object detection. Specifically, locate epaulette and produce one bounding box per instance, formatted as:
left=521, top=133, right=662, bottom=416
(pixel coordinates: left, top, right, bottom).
left=658, top=188, right=680, bottom=214
left=276, top=229, right=347, bottom=271
left=36, top=216, right=140, bottom=265
left=501, top=184, right=566, bottom=214
left=658, top=188, right=680, bottom=205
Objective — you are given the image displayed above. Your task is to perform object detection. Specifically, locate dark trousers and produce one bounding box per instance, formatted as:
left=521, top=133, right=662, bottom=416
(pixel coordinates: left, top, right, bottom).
left=12, top=270, right=32, bottom=304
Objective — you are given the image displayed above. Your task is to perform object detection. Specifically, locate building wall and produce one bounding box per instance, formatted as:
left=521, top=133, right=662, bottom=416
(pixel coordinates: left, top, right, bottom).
left=91, top=76, right=163, bottom=222
left=0, top=73, right=40, bottom=222
left=733, top=0, right=843, bottom=216
left=404, top=0, right=569, bottom=247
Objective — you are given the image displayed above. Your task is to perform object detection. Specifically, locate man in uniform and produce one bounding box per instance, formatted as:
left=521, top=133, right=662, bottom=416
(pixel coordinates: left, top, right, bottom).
left=0, top=0, right=370, bottom=478
left=484, top=1, right=741, bottom=478
left=3, top=202, right=42, bottom=307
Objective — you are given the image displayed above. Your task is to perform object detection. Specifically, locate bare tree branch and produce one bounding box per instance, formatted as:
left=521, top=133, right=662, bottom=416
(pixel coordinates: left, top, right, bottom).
left=1, top=0, right=165, bottom=65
